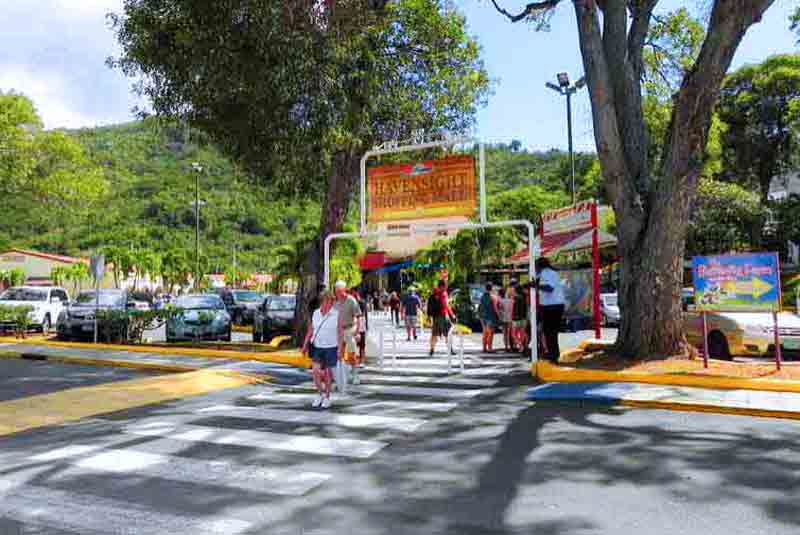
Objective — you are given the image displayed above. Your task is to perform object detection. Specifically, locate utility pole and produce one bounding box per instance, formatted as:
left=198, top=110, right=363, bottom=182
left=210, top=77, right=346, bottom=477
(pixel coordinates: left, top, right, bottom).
left=232, top=244, right=237, bottom=289
left=546, top=72, right=586, bottom=206
left=191, top=162, right=203, bottom=289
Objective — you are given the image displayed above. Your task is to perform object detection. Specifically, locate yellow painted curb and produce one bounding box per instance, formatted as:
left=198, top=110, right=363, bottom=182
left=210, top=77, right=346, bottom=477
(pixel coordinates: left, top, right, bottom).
left=0, top=369, right=263, bottom=437
left=232, top=324, right=253, bottom=333
left=534, top=361, right=800, bottom=394
left=269, top=335, right=293, bottom=348
left=620, top=399, right=800, bottom=421
left=16, top=338, right=312, bottom=369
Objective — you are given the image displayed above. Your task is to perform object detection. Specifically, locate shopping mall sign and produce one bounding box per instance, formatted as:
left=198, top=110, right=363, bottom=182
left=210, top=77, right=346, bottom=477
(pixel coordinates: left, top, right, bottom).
left=692, top=253, right=781, bottom=312
left=367, top=155, right=476, bottom=223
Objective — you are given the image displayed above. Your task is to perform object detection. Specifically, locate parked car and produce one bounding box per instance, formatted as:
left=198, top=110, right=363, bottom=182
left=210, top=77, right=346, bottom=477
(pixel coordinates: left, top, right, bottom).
left=682, top=289, right=800, bottom=359
left=253, top=294, right=296, bottom=343
left=56, top=289, right=129, bottom=341
left=167, top=294, right=231, bottom=343
left=0, top=286, right=70, bottom=334
left=217, top=289, right=263, bottom=325
left=600, top=293, right=620, bottom=326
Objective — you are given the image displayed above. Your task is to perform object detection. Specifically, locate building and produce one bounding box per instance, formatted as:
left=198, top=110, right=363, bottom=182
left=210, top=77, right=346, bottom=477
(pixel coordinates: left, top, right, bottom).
left=0, top=248, right=88, bottom=288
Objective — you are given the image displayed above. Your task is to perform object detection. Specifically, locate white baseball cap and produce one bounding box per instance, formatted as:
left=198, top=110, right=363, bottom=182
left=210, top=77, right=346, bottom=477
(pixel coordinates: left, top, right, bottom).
left=334, top=280, right=347, bottom=289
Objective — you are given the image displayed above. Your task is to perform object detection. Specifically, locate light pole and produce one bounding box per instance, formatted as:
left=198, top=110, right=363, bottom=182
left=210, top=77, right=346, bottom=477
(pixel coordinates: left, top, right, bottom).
left=546, top=72, right=586, bottom=206
left=191, top=162, right=204, bottom=289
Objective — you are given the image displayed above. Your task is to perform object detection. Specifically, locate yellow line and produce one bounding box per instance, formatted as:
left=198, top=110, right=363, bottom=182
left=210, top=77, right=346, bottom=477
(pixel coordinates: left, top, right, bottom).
left=534, top=361, right=800, bottom=394
left=0, top=350, right=195, bottom=374
left=0, top=369, right=261, bottom=437
left=12, top=338, right=312, bottom=369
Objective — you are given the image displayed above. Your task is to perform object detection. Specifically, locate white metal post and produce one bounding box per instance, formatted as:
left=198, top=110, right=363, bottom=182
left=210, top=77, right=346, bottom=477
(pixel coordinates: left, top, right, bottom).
left=379, top=330, right=384, bottom=370
left=459, top=333, right=465, bottom=372
left=479, top=142, right=487, bottom=224
left=392, top=329, right=397, bottom=369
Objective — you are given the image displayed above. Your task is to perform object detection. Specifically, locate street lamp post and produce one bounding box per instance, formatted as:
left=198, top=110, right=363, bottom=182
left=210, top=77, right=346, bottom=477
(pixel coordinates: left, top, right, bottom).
left=191, top=162, right=204, bottom=289
left=546, top=72, right=586, bottom=206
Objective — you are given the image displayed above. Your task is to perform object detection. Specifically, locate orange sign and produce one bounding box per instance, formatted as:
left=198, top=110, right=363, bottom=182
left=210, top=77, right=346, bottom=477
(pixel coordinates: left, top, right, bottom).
left=368, top=155, right=476, bottom=223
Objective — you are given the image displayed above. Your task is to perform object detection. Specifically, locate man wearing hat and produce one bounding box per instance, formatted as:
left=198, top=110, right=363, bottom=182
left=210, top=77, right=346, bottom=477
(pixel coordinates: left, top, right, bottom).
left=335, top=280, right=363, bottom=393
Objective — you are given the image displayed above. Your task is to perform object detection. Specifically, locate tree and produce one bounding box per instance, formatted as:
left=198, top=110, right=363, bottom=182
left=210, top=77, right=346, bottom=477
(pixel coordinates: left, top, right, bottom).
left=110, top=0, right=489, bottom=339
left=102, top=246, right=133, bottom=289
left=686, top=178, right=766, bottom=257
left=717, top=54, right=800, bottom=203
left=488, top=184, right=568, bottom=242
left=159, top=249, right=191, bottom=294
left=491, top=0, right=776, bottom=358
left=130, top=249, right=161, bottom=291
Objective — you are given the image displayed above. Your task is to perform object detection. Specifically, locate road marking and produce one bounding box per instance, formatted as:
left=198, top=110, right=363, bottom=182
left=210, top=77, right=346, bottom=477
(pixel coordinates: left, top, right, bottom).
left=123, top=421, right=388, bottom=459
left=354, top=400, right=459, bottom=413
left=0, top=370, right=259, bottom=437
left=0, top=482, right=253, bottom=535
left=359, top=374, right=498, bottom=387
left=353, top=384, right=486, bottom=399
left=363, top=366, right=451, bottom=376
left=196, top=404, right=427, bottom=432
left=32, top=445, right=330, bottom=496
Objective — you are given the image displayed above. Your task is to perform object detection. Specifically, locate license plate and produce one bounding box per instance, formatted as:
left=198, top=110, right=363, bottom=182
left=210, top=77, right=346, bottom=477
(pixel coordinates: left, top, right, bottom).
left=82, top=324, right=94, bottom=332
left=784, top=338, right=800, bottom=350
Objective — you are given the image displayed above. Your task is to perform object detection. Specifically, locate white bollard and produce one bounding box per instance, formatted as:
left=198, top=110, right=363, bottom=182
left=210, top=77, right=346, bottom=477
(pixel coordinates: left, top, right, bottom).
left=379, top=330, right=384, bottom=370
left=392, top=330, right=397, bottom=369
left=459, top=334, right=465, bottom=372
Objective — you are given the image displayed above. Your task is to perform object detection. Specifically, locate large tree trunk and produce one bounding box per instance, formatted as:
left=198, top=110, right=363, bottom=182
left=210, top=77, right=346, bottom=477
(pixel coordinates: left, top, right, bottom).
left=572, top=0, right=774, bottom=358
left=294, top=146, right=362, bottom=343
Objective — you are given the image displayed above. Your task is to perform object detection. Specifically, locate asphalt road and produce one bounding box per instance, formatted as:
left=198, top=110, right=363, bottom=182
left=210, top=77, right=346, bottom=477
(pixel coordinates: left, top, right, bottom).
left=1, top=364, right=799, bottom=535
left=0, top=358, right=158, bottom=402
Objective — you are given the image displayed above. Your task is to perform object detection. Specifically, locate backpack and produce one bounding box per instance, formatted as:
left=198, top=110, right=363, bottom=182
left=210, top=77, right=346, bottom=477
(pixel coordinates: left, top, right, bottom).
left=427, top=292, right=442, bottom=318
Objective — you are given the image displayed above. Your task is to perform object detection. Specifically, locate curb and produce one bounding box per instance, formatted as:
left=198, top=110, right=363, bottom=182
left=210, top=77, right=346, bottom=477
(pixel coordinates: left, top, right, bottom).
left=620, top=399, right=800, bottom=421
left=533, top=361, right=800, bottom=394
left=9, top=339, right=312, bottom=369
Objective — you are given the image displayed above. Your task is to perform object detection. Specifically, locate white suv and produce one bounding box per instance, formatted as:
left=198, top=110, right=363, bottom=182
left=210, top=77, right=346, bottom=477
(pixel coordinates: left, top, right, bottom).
left=0, top=286, right=70, bottom=334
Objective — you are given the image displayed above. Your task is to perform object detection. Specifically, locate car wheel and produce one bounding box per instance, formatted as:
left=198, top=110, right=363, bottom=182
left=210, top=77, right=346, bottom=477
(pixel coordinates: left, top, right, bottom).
left=222, top=329, right=232, bottom=343
left=263, top=332, right=274, bottom=344
left=41, top=315, right=51, bottom=335
left=253, top=328, right=262, bottom=343
left=708, top=331, right=731, bottom=360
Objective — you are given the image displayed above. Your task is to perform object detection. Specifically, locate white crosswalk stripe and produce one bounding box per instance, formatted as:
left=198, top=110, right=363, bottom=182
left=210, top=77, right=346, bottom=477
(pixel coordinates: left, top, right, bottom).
left=0, top=312, right=526, bottom=535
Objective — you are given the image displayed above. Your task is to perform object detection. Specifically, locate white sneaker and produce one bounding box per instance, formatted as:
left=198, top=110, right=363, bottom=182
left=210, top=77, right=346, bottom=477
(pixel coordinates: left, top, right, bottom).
left=312, top=395, right=323, bottom=409
left=352, top=371, right=361, bottom=385
left=321, top=396, right=332, bottom=409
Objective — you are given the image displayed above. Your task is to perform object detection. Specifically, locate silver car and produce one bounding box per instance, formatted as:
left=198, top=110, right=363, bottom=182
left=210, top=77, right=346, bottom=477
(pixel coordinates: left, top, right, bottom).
left=166, top=294, right=231, bottom=343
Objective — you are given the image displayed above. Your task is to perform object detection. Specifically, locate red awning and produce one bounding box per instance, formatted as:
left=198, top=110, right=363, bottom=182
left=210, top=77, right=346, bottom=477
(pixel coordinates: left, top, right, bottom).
left=507, top=229, right=618, bottom=265
left=360, top=252, right=386, bottom=271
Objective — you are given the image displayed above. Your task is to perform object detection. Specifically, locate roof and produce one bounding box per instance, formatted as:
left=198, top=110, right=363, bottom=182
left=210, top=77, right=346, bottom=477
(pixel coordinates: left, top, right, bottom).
left=1, top=248, right=87, bottom=265
left=507, top=230, right=618, bottom=265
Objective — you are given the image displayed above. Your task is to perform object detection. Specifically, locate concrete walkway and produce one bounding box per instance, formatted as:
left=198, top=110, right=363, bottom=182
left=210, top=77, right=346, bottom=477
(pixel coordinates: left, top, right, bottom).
left=528, top=381, right=800, bottom=420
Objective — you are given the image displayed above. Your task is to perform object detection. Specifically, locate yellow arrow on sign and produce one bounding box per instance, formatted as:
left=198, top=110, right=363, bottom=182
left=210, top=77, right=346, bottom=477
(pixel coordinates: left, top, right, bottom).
left=752, top=277, right=773, bottom=299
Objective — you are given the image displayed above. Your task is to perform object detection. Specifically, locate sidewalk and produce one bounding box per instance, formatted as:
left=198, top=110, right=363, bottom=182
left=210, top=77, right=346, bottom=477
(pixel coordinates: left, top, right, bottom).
left=527, top=381, right=800, bottom=420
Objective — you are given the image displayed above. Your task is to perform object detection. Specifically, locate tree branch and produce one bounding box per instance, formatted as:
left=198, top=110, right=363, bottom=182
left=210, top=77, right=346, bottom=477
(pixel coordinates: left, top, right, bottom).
left=627, top=0, right=658, bottom=79
left=490, top=0, right=562, bottom=23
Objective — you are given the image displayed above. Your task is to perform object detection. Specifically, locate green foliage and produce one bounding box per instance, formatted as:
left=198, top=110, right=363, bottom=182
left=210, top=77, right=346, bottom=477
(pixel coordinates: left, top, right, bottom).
left=717, top=54, right=800, bottom=201
left=686, top=179, right=766, bottom=257
left=642, top=9, right=705, bottom=100
left=770, top=194, right=800, bottom=257
left=0, top=268, right=26, bottom=287
left=0, top=304, right=34, bottom=338
left=488, top=183, right=568, bottom=242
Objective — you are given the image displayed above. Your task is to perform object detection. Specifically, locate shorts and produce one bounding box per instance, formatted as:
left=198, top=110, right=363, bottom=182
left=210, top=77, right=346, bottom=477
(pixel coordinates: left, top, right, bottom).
left=404, top=315, right=418, bottom=329
left=311, top=345, right=338, bottom=369
left=342, top=330, right=358, bottom=353
left=432, top=316, right=451, bottom=337
left=481, top=319, right=498, bottom=331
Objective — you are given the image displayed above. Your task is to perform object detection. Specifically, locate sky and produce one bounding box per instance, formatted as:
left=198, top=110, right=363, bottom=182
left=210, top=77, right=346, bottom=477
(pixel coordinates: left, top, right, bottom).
left=0, top=0, right=797, bottom=152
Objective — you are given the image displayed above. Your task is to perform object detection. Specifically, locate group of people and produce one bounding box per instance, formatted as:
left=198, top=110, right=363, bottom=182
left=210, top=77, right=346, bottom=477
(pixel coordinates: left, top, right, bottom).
left=387, top=282, right=459, bottom=357
left=478, top=257, right=565, bottom=363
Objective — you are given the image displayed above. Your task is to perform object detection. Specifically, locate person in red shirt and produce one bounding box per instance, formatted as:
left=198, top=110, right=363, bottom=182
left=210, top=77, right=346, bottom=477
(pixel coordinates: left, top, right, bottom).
left=428, top=280, right=456, bottom=356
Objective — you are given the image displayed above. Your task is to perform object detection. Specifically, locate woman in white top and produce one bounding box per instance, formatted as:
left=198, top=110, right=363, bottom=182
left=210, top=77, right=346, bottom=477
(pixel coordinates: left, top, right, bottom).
left=303, top=290, right=340, bottom=409
left=499, top=287, right=514, bottom=352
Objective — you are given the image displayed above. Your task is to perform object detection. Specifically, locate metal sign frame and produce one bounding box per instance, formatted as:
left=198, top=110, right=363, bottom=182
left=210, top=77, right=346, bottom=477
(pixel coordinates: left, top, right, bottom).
left=324, top=137, right=540, bottom=363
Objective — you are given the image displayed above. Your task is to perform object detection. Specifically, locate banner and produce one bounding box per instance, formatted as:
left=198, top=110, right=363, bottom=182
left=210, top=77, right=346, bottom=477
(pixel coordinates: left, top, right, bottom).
left=368, top=155, right=476, bottom=223
left=542, top=200, right=595, bottom=235
left=692, top=253, right=781, bottom=312
left=561, top=268, right=593, bottom=319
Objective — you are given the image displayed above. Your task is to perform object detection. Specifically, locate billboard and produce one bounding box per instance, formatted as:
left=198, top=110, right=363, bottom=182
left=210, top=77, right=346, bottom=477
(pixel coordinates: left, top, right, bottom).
left=541, top=200, right=595, bottom=235
left=561, top=268, right=593, bottom=319
left=692, top=253, right=781, bottom=312
left=367, top=155, right=476, bottom=223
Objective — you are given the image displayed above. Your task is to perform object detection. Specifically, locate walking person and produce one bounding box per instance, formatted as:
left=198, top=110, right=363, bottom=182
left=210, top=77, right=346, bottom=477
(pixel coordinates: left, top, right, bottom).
left=479, top=283, right=501, bottom=353
left=428, top=280, right=456, bottom=356
left=499, top=287, right=514, bottom=352
left=302, top=290, right=339, bottom=409
left=535, top=257, right=565, bottom=363
left=389, top=291, right=401, bottom=327
left=401, top=287, right=422, bottom=341
left=335, top=281, right=362, bottom=391
left=351, top=287, right=368, bottom=367
left=512, top=280, right=529, bottom=355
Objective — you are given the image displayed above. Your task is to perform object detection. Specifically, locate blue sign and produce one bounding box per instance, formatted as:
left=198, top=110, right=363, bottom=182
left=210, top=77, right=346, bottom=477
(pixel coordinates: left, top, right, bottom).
left=692, top=253, right=781, bottom=312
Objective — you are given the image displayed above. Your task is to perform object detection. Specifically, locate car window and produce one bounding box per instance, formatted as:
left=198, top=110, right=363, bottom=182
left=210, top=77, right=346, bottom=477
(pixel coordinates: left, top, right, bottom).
left=267, top=296, right=296, bottom=311
left=0, top=288, right=47, bottom=301
left=603, top=295, right=618, bottom=307
left=75, top=291, right=125, bottom=306
left=176, top=295, right=225, bottom=310
left=54, top=290, right=68, bottom=302
left=233, top=290, right=262, bottom=302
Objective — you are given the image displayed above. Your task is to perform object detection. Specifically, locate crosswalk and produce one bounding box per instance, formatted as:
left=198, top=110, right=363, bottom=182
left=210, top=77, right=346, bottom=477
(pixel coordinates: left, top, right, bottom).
left=0, top=313, right=528, bottom=534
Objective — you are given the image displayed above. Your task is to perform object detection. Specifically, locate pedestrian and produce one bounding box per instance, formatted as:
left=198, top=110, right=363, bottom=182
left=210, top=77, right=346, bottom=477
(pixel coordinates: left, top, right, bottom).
left=479, top=283, right=501, bottom=353
left=512, top=280, right=528, bottom=355
left=536, top=257, right=565, bottom=363
left=302, top=290, right=339, bottom=410
left=499, top=287, right=514, bottom=352
left=351, top=287, right=368, bottom=367
left=335, top=280, right=362, bottom=391
left=428, top=280, right=456, bottom=356
left=389, top=291, right=401, bottom=327
left=401, top=287, right=422, bottom=341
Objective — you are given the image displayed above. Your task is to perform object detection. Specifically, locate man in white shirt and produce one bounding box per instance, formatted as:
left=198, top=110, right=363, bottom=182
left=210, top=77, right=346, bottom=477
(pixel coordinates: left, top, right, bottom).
left=535, top=257, right=566, bottom=363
